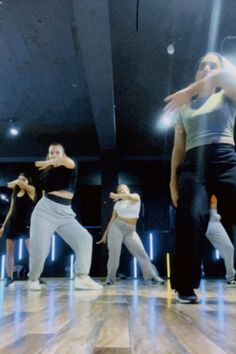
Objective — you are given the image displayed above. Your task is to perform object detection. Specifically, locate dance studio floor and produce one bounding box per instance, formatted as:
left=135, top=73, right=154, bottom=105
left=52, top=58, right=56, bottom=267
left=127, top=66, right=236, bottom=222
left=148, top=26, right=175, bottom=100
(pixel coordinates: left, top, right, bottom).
left=0, top=278, right=235, bottom=354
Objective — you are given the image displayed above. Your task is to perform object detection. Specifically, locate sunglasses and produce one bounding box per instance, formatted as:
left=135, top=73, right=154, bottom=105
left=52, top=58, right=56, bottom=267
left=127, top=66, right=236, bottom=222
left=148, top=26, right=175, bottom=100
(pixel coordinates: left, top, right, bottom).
left=198, top=61, right=218, bottom=71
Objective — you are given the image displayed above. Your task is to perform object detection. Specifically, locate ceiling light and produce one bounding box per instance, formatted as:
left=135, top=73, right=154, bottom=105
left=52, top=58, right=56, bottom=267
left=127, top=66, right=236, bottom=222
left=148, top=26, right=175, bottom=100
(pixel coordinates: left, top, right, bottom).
left=167, top=44, right=175, bottom=55
left=9, top=127, right=19, bottom=136
left=0, top=194, right=9, bottom=202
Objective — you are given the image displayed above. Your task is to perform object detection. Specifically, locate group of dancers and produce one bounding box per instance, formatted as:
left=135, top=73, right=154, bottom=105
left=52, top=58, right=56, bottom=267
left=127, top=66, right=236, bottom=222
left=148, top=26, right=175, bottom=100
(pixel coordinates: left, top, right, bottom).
left=0, top=143, right=164, bottom=291
left=1, top=51, right=236, bottom=304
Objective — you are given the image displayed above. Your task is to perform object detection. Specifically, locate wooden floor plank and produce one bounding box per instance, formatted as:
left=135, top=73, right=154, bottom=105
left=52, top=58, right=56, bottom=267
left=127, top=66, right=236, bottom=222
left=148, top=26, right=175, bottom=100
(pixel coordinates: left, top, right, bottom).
left=0, top=278, right=236, bottom=354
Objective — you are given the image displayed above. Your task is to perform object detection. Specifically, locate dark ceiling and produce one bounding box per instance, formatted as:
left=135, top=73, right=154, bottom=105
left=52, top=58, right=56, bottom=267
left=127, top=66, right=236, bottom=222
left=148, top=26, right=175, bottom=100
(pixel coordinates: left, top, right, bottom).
left=0, top=0, right=236, bottom=161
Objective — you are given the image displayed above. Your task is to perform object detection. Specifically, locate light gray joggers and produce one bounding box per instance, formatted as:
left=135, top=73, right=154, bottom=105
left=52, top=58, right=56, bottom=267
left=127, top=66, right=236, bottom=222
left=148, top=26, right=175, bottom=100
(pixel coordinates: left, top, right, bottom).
left=107, top=219, right=158, bottom=282
left=206, top=209, right=235, bottom=282
left=28, top=197, right=92, bottom=281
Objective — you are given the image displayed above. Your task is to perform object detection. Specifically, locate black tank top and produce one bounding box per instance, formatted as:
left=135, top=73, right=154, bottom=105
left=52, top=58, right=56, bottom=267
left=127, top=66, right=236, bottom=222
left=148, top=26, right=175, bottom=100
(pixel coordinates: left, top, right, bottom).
left=9, top=192, right=35, bottom=227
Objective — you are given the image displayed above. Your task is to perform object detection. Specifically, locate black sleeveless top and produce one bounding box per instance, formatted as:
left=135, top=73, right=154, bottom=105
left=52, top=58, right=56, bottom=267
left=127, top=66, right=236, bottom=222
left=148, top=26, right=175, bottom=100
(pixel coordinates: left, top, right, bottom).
left=40, top=163, right=78, bottom=193
left=5, top=192, right=35, bottom=238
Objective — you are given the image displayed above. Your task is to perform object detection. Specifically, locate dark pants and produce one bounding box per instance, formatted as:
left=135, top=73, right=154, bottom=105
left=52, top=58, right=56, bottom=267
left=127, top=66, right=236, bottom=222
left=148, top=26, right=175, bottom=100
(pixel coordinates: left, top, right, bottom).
left=171, top=144, right=236, bottom=291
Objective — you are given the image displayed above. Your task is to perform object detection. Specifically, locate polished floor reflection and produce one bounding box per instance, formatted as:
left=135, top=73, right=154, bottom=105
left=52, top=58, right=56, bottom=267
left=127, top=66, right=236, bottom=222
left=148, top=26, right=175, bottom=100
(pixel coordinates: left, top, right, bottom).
left=0, top=278, right=235, bottom=354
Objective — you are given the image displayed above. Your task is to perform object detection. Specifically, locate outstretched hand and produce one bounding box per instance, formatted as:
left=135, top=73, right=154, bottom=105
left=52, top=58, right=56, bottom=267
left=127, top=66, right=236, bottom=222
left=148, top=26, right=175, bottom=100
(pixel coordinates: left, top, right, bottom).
left=35, top=161, right=49, bottom=170
left=170, top=183, right=179, bottom=208
left=96, top=236, right=107, bottom=244
left=164, top=87, right=191, bottom=112
left=109, top=192, right=120, bottom=201
left=7, top=180, right=17, bottom=189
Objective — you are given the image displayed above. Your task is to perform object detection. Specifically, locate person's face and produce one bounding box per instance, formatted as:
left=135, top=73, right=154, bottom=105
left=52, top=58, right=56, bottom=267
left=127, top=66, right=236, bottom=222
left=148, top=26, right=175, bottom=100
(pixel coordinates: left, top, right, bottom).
left=195, top=54, right=222, bottom=81
left=48, top=145, right=64, bottom=160
left=117, top=184, right=130, bottom=194
left=18, top=175, right=28, bottom=184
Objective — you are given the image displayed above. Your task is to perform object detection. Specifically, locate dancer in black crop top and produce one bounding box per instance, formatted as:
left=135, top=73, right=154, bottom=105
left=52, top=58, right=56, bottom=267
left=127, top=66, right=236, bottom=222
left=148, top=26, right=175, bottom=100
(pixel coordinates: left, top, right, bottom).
left=28, top=143, right=102, bottom=291
left=0, top=173, right=36, bottom=287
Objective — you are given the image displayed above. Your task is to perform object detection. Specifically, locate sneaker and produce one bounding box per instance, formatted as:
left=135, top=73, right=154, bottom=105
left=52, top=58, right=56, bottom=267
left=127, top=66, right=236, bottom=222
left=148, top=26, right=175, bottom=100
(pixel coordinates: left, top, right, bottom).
left=74, top=276, right=103, bottom=290
left=104, top=279, right=114, bottom=286
left=227, top=280, right=236, bottom=287
left=176, top=290, right=199, bottom=304
left=151, top=264, right=165, bottom=284
left=151, top=276, right=165, bottom=285
left=28, top=280, right=42, bottom=291
left=5, top=277, right=15, bottom=287
left=39, top=278, right=47, bottom=286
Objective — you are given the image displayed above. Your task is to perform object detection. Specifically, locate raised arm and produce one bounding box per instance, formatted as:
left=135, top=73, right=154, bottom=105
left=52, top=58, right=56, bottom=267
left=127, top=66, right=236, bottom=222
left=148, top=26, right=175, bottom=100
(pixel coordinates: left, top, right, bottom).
left=96, top=209, right=118, bottom=244
left=35, top=156, right=75, bottom=170
left=109, top=192, right=140, bottom=202
left=170, top=124, right=186, bottom=207
left=164, top=67, right=236, bottom=112
left=7, top=179, right=36, bottom=201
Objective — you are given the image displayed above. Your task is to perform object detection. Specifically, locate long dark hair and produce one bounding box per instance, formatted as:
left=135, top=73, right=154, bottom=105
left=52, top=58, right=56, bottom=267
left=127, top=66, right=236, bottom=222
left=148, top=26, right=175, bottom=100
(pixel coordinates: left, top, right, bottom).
left=11, top=173, right=35, bottom=202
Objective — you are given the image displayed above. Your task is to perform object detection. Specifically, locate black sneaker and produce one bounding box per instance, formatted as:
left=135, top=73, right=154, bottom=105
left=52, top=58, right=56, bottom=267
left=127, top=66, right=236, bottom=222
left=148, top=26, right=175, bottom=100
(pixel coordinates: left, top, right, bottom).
left=5, top=277, right=15, bottom=287
left=176, top=290, right=199, bottom=304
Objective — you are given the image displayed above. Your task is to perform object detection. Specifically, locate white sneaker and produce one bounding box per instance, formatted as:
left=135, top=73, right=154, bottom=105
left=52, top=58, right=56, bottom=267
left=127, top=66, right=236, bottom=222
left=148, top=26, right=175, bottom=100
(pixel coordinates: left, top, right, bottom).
left=152, top=276, right=165, bottom=285
left=74, top=276, right=103, bottom=290
left=227, top=280, right=236, bottom=287
left=28, top=280, right=42, bottom=291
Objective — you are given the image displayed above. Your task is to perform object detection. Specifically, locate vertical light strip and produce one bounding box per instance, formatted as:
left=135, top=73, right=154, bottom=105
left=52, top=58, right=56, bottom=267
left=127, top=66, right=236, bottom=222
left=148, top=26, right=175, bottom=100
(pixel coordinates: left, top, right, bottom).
left=51, top=234, right=56, bottom=262
left=18, top=238, right=23, bottom=260
left=133, top=257, right=137, bottom=278
left=1, top=255, right=5, bottom=280
left=70, top=254, right=74, bottom=279
left=149, top=233, right=153, bottom=261
left=166, top=253, right=171, bottom=279
left=216, top=250, right=220, bottom=260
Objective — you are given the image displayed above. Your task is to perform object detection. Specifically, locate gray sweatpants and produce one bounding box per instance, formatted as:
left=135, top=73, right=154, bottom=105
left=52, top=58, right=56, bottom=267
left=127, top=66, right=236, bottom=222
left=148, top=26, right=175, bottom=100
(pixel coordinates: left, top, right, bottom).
left=206, top=209, right=235, bottom=282
left=107, top=219, right=156, bottom=282
left=29, top=197, right=92, bottom=281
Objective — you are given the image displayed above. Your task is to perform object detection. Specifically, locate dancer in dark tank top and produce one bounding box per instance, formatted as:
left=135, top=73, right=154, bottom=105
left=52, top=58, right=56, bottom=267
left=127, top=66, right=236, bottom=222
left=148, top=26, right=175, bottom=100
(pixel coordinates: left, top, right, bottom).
left=0, top=173, right=36, bottom=287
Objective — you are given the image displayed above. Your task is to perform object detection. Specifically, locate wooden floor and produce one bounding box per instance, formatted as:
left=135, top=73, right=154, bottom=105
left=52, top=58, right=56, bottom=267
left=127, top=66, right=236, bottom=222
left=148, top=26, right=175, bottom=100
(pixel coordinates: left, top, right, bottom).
left=0, top=278, right=236, bottom=354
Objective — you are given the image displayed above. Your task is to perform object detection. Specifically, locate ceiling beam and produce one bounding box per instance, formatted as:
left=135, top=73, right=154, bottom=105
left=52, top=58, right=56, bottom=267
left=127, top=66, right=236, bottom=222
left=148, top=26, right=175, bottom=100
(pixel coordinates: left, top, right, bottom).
left=72, top=0, right=116, bottom=151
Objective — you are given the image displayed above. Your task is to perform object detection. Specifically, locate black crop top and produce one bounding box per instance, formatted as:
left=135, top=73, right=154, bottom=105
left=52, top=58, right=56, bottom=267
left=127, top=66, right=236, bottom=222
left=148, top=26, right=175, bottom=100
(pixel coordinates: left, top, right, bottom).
left=40, top=162, right=78, bottom=193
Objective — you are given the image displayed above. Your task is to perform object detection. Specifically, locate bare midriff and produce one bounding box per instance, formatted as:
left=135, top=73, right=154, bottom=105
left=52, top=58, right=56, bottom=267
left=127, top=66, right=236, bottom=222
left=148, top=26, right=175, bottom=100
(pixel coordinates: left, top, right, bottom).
left=117, top=216, right=137, bottom=225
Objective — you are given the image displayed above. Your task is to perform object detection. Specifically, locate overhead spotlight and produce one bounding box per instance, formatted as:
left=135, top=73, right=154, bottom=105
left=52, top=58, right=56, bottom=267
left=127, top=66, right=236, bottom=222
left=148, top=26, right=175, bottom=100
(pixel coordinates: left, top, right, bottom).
left=9, top=127, right=19, bottom=136
left=0, top=194, right=9, bottom=202
left=167, top=43, right=175, bottom=55
left=7, top=118, right=19, bottom=137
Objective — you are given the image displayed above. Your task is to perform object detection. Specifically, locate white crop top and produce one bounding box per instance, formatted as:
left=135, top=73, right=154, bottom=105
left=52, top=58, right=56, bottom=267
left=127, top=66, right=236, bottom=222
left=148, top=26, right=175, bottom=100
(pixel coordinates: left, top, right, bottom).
left=114, top=195, right=141, bottom=218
